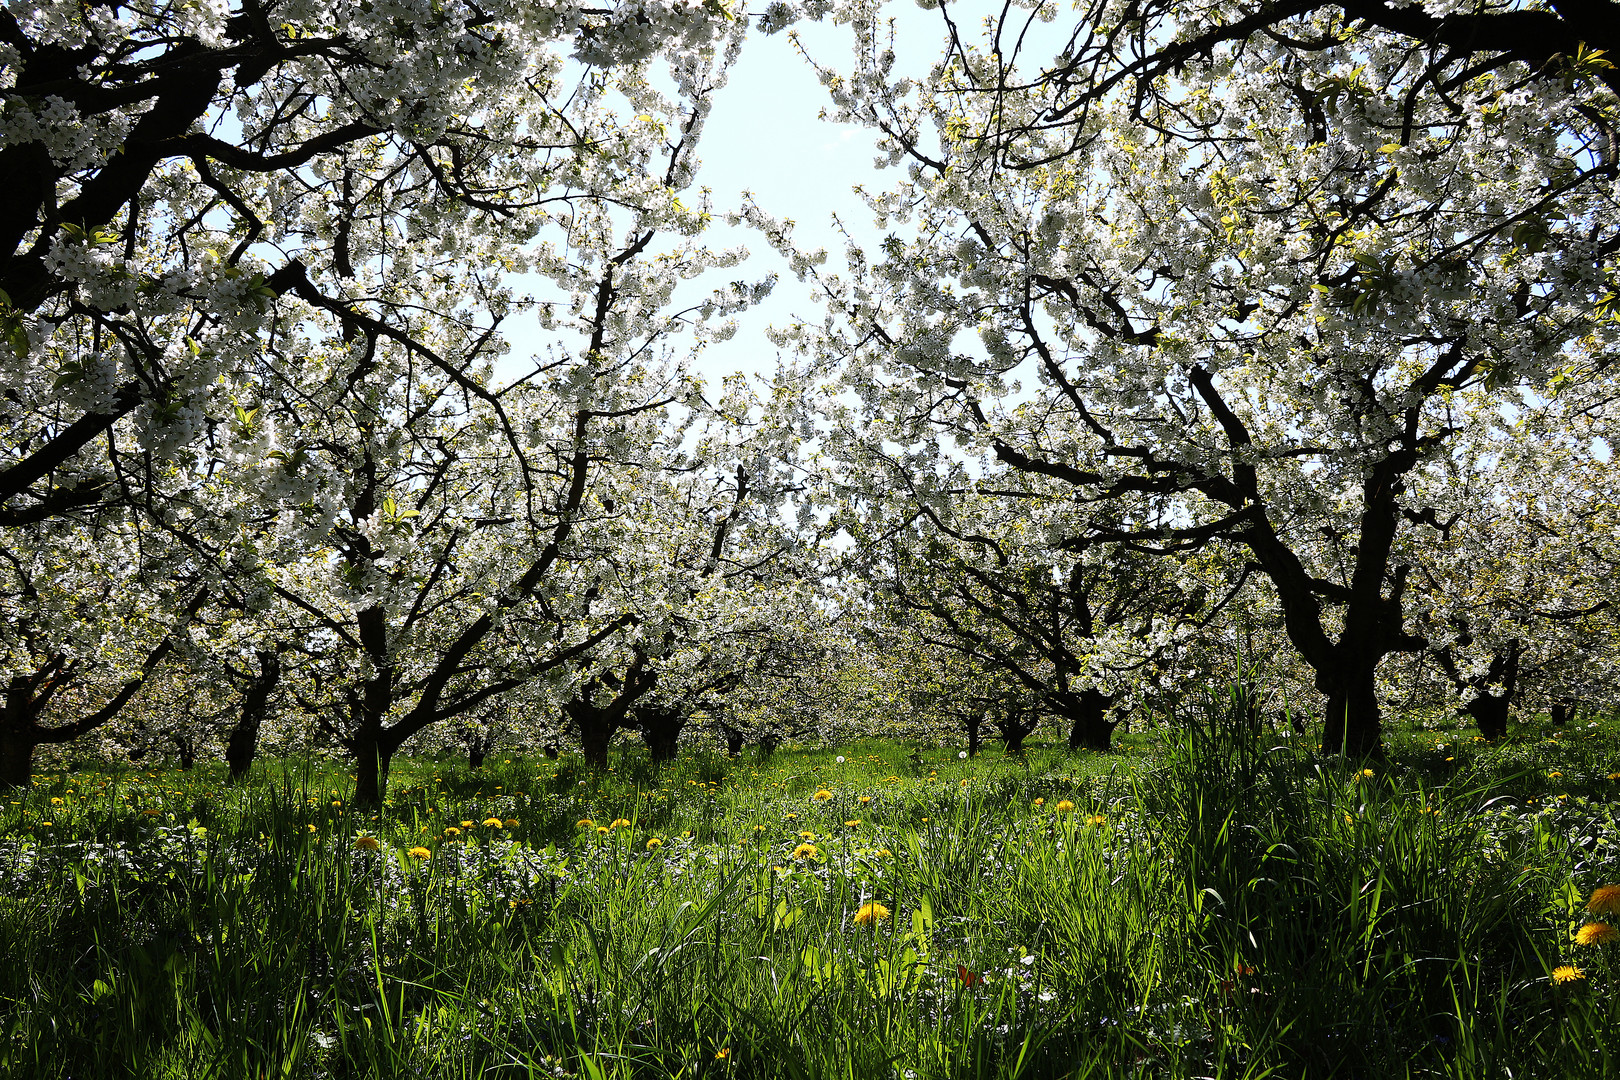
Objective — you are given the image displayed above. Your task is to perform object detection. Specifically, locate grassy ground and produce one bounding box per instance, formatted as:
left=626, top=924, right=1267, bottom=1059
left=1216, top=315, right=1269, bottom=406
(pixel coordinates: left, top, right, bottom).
left=2, top=711, right=1618, bottom=1079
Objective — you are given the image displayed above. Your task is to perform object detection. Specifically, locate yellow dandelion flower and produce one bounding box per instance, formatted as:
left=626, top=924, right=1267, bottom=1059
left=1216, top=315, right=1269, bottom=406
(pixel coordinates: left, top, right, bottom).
left=646, top=837, right=663, bottom=850
left=595, top=826, right=610, bottom=836
left=877, top=848, right=893, bottom=858
left=461, top=820, right=474, bottom=828
left=1575, top=922, right=1618, bottom=946
left=1054, top=800, right=1076, bottom=813
left=859, top=795, right=872, bottom=804
left=845, top=819, right=861, bottom=829
left=504, top=818, right=519, bottom=828
left=1587, top=885, right=1620, bottom=916
left=307, top=823, right=317, bottom=833
left=141, top=809, right=163, bottom=817
left=1085, top=814, right=1106, bottom=826
left=50, top=797, right=62, bottom=806
left=355, top=835, right=381, bottom=851
left=785, top=812, right=799, bottom=820
left=576, top=818, right=595, bottom=829
left=407, top=846, right=431, bottom=860
left=1548, top=771, right=1563, bottom=780
left=444, top=827, right=461, bottom=837
left=1552, top=965, right=1585, bottom=984
left=812, top=789, right=833, bottom=802
left=716, top=1048, right=730, bottom=1060
left=1608, top=772, right=1620, bottom=781
left=792, top=843, right=818, bottom=859
left=1033, top=798, right=1045, bottom=807
left=853, top=902, right=890, bottom=926
left=798, top=830, right=816, bottom=841
left=482, top=817, right=503, bottom=828
left=609, top=818, right=632, bottom=830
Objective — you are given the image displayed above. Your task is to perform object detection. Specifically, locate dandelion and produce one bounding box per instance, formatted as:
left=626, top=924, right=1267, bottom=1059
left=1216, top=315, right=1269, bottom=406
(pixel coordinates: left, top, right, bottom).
left=1033, top=798, right=1045, bottom=807
left=1358, top=769, right=1375, bottom=780
left=792, top=843, right=818, bottom=860
left=482, top=817, right=503, bottom=828
left=845, top=819, right=861, bottom=829
left=853, top=902, right=891, bottom=926
left=355, top=836, right=381, bottom=851
left=784, top=812, right=799, bottom=820
left=307, top=824, right=317, bottom=833
left=50, top=797, right=62, bottom=806
left=1587, top=885, right=1620, bottom=916
left=646, top=837, right=662, bottom=850
left=504, top=818, right=519, bottom=828
left=836, top=756, right=846, bottom=764
left=859, top=795, right=872, bottom=804
left=407, top=846, right=431, bottom=860
left=1085, top=814, right=1106, bottom=826
left=812, top=789, right=833, bottom=802
left=716, top=1048, right=730, bottom=1060
left=1055, top=800, right=1075, bottom=813
left=461, top=820, right=474, bottom=828
left=1552, top=965, right=1585, bottom=984
left=609, top=818, right=631, bottom=830
left=140, top=809, right=163, bottom=817
left=877, top=848, right=893, bottom=858
left=444, top=827, right=461, bottom=837
left=576, top=818, right=595, bottom=829
left=959, top=751, right=968, bottom=759
left=1575, top=922, right=1618, bottom=945
left=595, top=826, right=610, bottom=836
left=1547, top=771, right=1563, bottom=780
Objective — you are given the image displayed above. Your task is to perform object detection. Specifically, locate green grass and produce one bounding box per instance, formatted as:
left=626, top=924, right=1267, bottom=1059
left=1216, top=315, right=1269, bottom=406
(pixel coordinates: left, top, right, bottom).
left=3, top=715, right=1619, bottom=1079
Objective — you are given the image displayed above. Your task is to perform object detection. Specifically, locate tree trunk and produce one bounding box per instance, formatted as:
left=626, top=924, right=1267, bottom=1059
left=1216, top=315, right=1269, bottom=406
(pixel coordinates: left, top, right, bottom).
left=171, top=733, right=196, bottom=770
left=1064, top=689, right=1117, bottom=751
left=1319, top=661, right=1382, bottom=757
left=0, top=727, right=36, bottom=790
left=353, top=736, right=395, bottom=808
left=636, top=705, right=686, bottom=763
left=719, top=722, right=746, bottom=757
left=226, top=651, right=280, bottom=783
left=1551, top=698, right=1580, bottom=726
left=996, top=711, right=1038, bottom=754
left=468, top=744, right=487, bottom=770
left=965, top=714, right=983, bottom=757
left=566, top=700, right=617, bottom=769
left=1465, top=692, right=1511, bottom=741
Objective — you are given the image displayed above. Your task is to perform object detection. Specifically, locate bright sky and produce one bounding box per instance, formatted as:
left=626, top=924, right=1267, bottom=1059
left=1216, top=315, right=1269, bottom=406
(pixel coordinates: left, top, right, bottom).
left=497, top=9, right=946, bottom=390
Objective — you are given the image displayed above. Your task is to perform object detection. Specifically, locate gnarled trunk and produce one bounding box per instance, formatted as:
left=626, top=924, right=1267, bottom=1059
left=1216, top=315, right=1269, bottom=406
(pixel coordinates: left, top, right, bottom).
left=353, top=734, right=396, bottom=808
left=566, top=699, right=619, bottom=769
left=636, top=704, right=686, bottom=763
left=0, top=725, right=36, bottom=791
left=226, top=651, right=280, bottom=782
left=1062, top=688, right=1117, bottom=751
left=1463, top=644, right=1519, bottom=741
left=965, top=713, right=984, bottom=758
left=1318, top=660, right=1383, bottom=758
left=995, top=709, right=1039, bottom=755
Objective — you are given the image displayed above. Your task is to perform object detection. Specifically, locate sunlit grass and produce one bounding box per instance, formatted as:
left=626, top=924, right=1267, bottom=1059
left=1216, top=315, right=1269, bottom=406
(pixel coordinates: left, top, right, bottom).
left=3, top=713, right=1619, bottom=1078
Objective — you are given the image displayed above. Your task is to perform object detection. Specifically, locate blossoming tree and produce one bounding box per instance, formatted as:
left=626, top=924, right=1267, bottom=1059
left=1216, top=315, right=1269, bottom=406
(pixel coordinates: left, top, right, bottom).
left=770, top=0, right=1620, bottom=754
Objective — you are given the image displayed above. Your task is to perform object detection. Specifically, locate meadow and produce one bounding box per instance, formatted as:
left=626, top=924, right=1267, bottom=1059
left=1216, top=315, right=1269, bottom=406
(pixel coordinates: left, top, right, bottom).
left=2, top=711, right=1618, bottom=1079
